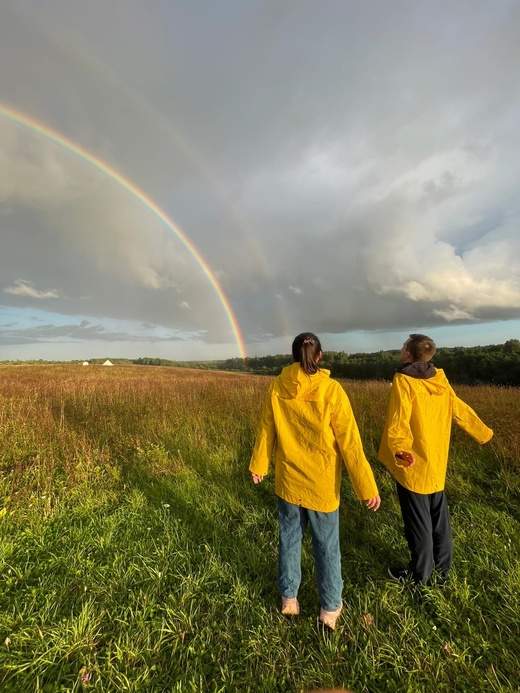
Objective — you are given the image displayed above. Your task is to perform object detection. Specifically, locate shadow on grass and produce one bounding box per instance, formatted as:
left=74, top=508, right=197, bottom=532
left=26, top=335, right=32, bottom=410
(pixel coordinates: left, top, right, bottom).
left=118, top=455, right=280, bottom=604
left=117, top=449, right=404, bottom=609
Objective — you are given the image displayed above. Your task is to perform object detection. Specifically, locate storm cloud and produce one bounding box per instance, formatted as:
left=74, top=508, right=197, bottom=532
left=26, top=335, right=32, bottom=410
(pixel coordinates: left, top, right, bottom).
left=1, top=1, right=519, bottom=356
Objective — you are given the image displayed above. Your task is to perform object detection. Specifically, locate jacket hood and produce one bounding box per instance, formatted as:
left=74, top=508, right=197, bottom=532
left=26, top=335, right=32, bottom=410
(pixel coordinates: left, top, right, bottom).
left=276, top=362, right=331, bottom=401
left=398, top=366, right=449, bottom=395
left=398, top=361, right=436, bottom=379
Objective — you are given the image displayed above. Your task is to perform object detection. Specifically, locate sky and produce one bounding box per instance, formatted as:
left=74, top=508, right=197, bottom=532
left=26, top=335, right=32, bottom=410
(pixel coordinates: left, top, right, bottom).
left=0, top=0, right=519, bottom=360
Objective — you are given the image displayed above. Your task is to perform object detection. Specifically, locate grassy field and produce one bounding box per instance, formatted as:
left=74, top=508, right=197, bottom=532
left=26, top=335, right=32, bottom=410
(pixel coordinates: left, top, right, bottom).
left=0, top=365, right=518, bottom=692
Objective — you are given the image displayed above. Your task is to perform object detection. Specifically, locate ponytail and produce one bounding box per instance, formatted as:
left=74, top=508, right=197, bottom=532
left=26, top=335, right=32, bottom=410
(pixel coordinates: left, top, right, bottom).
left=291, top=332, right=322, bottom=375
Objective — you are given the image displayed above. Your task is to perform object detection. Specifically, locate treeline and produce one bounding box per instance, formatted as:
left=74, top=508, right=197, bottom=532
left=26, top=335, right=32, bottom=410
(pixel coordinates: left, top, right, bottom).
left=133, top=357, right=179, bottom=367
left=2, top=340, right=519, bottom=385
left=206, top=339, right=520, bottom=386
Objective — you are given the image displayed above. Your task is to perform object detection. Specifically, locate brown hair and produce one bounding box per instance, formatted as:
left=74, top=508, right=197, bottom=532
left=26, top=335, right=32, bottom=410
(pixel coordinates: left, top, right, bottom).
left=292, top=332, right=322, bottom=375
left=406, top=333, right=437, bottom=362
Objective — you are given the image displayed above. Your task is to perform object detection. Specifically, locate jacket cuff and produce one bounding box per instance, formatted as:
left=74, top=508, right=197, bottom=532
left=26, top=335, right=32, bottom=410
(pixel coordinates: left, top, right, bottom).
left=249, top=459, right=268, bottom=476
left=480, top=428, right=494, bottom=444
left=355, top=479, right=379, bottom=501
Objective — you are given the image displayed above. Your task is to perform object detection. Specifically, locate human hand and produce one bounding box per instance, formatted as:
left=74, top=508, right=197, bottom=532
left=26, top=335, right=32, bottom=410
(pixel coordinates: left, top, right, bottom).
left=395, top=451, right=415, bottom=467
left=251, top=473, right=264, bottom=485
left=364, top=495, right=381, bottom=511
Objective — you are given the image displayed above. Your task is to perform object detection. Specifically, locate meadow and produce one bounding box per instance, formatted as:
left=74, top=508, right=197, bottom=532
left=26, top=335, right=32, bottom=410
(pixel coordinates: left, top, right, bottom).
left=0, top=365, right=518, bottom=692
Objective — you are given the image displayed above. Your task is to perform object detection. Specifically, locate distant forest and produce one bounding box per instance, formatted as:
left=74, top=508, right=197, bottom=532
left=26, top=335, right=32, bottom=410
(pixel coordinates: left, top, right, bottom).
left=133, top=339, right=520, bottom=386
left=2, top=340, right=518, bottom=386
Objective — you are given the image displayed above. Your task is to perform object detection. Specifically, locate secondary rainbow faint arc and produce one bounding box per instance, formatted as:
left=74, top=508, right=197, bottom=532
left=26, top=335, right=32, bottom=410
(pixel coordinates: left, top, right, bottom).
left=0, top=102, right=247, bottom=359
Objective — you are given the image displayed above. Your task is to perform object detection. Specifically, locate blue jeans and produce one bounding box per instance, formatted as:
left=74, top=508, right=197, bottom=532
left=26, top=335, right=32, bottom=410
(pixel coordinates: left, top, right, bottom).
left=277, top=497, right=343, bottom=611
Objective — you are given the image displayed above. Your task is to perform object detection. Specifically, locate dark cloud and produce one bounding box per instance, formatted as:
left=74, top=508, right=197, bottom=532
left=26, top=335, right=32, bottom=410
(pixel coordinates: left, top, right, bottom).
left=0, top=318, right=193, bottom=345
left=0, top=0, right=519, bottom=355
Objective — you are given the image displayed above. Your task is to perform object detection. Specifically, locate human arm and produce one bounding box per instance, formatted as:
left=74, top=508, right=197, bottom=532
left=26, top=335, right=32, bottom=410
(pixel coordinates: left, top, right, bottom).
left=386, top=375, right=415, bottom=467
left=451, top=389, right=493, bottom=444
left=249, top=383, right=276, bottom=482
left=331, top=384, right=380, bottom=508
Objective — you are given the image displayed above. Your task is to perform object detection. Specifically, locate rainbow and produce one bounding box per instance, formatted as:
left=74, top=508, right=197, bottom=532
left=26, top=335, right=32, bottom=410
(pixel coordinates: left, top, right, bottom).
left=0, top=102, right=247, bottom=359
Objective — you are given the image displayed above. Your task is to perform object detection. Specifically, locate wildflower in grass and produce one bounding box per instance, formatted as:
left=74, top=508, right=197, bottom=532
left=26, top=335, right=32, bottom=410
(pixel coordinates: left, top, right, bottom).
left=79, top=667, right=92, bottom=685
left=360, top=612, right=375, bottom=629
left=442, top=642, right=455, bottom=656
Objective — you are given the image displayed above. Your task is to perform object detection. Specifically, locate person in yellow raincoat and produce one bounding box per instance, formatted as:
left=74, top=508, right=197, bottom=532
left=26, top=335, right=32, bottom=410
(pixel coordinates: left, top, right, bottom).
left=249, top=332, right=380, bottom=630
left=378, top=334, right=493, bottom=584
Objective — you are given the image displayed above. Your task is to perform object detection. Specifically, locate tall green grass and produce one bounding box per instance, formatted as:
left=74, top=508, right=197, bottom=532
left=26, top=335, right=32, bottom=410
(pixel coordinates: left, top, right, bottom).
left=0, top=365, right=518, bottom=692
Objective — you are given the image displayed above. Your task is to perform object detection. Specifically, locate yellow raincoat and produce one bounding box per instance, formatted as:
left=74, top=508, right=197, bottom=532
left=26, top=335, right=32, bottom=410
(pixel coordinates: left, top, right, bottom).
left=378, top=368, right=493, bottom=494
left=249, top=363, right=378, bottom=512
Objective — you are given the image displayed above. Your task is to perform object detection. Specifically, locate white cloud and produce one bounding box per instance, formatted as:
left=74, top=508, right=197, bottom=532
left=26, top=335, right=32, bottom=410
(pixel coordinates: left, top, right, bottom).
left=433, top=305, right=475, bottom=322
left=366, top=217, right=520, bottom=319
left=4, top=279, right=60, bottom=299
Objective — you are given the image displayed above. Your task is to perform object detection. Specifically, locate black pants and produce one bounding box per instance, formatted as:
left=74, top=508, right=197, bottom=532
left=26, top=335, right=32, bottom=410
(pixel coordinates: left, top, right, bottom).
left=396, top=482, right=452, bottom=584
